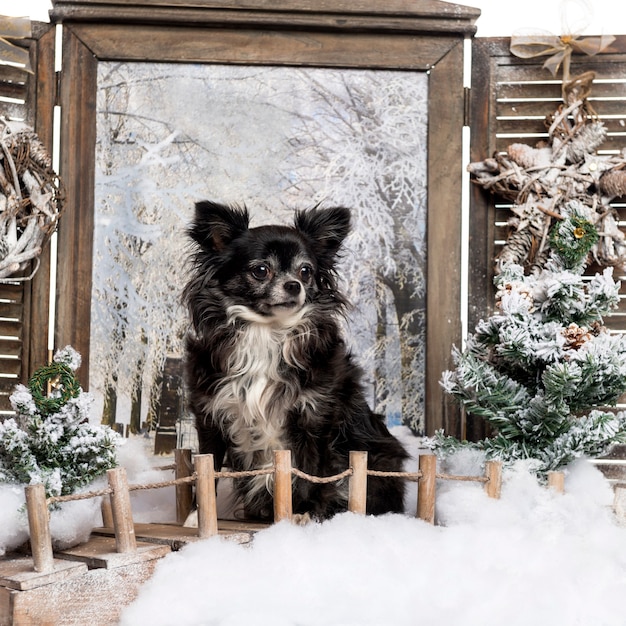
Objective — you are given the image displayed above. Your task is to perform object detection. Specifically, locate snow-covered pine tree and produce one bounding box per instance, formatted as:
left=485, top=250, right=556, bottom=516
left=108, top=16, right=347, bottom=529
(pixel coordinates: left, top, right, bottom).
left=0, top=346, right=120, bottom=499
left=434, top=201, right=626, bottom=475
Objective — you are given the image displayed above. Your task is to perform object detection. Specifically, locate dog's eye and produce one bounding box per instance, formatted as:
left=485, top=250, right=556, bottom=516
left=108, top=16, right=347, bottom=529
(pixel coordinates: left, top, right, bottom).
left=299, top=265, right=313, bottom=282
left=251, top=264, right=270, bottom=280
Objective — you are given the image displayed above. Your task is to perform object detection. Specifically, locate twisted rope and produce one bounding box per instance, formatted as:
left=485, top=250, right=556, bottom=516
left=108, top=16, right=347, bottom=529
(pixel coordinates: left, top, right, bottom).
left=43, top=464, right=493, bottom=506
left=367, top=469, right=422, bottom=482
left=436, top=473, right=489, bottom=483
left=292, top=467, right=352, bottom=484
left=48, top=487, right=113, bottom=505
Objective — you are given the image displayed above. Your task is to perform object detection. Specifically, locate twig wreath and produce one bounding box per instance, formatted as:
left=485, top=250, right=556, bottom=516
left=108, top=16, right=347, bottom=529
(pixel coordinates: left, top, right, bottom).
left=0, top=117, right=64, bottom=282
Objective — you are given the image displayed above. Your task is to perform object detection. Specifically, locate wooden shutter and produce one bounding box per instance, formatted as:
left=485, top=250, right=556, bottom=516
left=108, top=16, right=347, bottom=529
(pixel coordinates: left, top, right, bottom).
left=468, top=36, right=626, bottom=440
left=0, top=23, right=56, bottom=415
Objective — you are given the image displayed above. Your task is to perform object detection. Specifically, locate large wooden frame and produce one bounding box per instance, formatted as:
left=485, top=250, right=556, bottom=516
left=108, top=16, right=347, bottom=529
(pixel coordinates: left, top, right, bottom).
left=51, top=0, right=479, bottom=436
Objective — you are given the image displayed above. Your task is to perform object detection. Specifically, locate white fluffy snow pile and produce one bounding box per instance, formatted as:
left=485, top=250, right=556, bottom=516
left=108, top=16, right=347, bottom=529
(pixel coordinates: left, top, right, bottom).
left=120, top=434, right=626, bottom=626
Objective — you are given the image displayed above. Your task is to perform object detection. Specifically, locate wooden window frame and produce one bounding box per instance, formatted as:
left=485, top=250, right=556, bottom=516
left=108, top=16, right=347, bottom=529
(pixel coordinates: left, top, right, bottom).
left=52, top=0, right=479, bottom=436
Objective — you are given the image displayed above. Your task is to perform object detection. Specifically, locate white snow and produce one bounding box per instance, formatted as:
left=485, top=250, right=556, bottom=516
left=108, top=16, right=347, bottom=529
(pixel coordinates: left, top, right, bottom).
left=119, top=430, right=626, bottom=626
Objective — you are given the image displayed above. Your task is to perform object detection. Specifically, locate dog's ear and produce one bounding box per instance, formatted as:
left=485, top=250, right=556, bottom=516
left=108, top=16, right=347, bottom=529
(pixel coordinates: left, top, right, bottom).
left=190, top=201, right=249, bottom=252
left=294, top=207, right=351, bottom=258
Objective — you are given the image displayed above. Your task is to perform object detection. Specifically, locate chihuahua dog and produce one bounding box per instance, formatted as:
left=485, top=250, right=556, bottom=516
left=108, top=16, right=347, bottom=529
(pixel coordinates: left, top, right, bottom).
left=183, top=201, right=407, bottom=520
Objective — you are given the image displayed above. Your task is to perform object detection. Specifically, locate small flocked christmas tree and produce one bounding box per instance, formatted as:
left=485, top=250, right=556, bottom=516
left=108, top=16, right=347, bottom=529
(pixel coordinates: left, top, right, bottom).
left=435, top=210, right=626, bottom=473
left=0, top=346, right=120, bottom=499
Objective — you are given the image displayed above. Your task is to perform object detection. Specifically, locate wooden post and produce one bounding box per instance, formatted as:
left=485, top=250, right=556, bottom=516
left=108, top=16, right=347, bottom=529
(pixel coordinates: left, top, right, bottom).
left=101, top=497, right=114, bottom=528
left=195, top=453, right=218, bottom=538
left=417, top=454, right=436, bottom=524
left=484, top=460, right=503, bottom=499
left=273, top=449, right=292, bottom=522
left=348, top=451, right=368, bottom=514
left=24, top=483, right=54, bottom=573
left=175, top=448, right=194, bottom=524
left=547, top=471, right=565, bottom=493
left=107, top=467, right=137, bottom=553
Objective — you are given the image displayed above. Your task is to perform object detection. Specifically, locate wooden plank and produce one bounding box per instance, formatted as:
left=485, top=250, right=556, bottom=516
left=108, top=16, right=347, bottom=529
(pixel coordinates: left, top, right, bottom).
left=55, top=28, right=98, bottom=386
left=0, top=360, right=21, bottom=378
left=0, top=319, right=22, bottom=336
left=0, top=284, right=24, bottom=304
left=0, top=341, right=21, bottom=357
left=0, top=80, right=27, bottom=100
left=467, top=38, right=504, bottom=441
left=27, top=24, right=57, bottom=379
left=68, top=23, right=458, bottom=71
left=0, top=302, right=23, bottom=319
left=0, top=557, right=87, bottom=591
left=93, top=520, right=270, bottom=548
left=426, top=38, right=464, bottom=436
left=3, top=559, right=161, bottom=626
left=56, top=535, right=170, bottom=569
left=496, top=81, right=626, bottom=100
left=494, top=135, right=626, bottom=154
left=52, top=0, right=481, bottom=17
left=51, top=0, right=481, bottom=34
left=495, top=117, right=626, bottom=137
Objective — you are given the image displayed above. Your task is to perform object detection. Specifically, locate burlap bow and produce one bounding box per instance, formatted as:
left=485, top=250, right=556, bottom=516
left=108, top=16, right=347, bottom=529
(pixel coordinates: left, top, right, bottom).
left=0, top=15, right=32, bottom=74
left=510, top=30, right=614, bottom=81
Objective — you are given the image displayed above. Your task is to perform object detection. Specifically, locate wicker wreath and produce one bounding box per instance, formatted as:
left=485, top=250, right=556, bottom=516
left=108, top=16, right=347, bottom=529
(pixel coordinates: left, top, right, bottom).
left=28, top=362, right=81, bottom=416
left=0, top=117, right=64, bottom=282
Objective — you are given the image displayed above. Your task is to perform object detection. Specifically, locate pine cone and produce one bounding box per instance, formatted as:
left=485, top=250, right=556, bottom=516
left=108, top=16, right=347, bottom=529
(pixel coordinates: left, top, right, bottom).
left=562, top=322, right=591, bottom=349
left=507, top=143, right=552, bottom=169
left=598, top=169, right=626, bottom=199
left=566, top=121, right=607, bottom=163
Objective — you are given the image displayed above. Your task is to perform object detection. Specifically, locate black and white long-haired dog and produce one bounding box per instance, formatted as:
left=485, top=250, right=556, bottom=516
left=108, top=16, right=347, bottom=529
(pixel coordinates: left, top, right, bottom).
left=183, top=201, right=408, bottom=520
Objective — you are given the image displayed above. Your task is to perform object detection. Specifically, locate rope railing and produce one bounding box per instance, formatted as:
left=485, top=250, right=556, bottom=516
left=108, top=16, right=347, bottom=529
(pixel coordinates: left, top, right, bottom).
left=23, top=448, right=564, bottom=576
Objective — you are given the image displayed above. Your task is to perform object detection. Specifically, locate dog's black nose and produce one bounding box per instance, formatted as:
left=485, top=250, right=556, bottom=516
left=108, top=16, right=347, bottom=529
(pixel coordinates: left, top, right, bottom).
left=284, top=281, right=301, bottom=295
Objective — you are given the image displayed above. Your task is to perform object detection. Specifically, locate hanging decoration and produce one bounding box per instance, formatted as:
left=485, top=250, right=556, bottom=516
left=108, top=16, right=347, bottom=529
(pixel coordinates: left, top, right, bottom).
left=0, top=118, right=64, bottom=281
left=468, top=69, right=626, bottom=275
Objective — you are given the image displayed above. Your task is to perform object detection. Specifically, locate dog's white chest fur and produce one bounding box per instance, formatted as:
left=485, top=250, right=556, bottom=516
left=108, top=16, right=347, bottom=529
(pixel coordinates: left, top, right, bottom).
left=211, top=312, right=304, bottom=474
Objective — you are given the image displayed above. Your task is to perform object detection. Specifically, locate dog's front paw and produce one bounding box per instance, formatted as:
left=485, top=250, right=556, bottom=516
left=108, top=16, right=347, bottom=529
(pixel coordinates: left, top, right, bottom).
left=291, top=512, right=313, bottom=526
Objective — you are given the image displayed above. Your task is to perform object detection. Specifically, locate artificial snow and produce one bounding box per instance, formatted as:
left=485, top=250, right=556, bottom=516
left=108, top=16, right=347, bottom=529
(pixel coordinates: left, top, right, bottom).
left=119, top=430, right=626, bottom=626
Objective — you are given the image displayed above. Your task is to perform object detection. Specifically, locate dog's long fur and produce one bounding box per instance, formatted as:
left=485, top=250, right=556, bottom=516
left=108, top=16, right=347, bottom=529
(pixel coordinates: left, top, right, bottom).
left=183, top=201, right=408, bottom=520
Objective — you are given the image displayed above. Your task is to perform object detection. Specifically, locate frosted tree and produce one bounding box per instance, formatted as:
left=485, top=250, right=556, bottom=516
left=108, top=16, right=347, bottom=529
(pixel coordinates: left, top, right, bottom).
left=435, top=207, right=626, bottom=473
left=0, top=347, right=119, bottom=498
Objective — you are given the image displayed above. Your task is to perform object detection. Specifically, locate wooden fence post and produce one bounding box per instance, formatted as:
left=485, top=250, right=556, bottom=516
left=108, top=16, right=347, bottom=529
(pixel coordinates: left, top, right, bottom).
left=547, top=471, right=565, bottom=493
left=484, top=460, right=503, bottom=499
left=107, top=467, right=137, bottom=553
left=417, top=454, right=436, bottom=524
left=24, top=483, right=54, bottom=573
left=175, top=448, right=194, bottom=524
left=101, top=497, right=114, bottom=528
left=195, top=453, right=218, bottom=538
left=348, top=451, right=368, bottom=514
left=273, top=450, right=292, bottom=522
